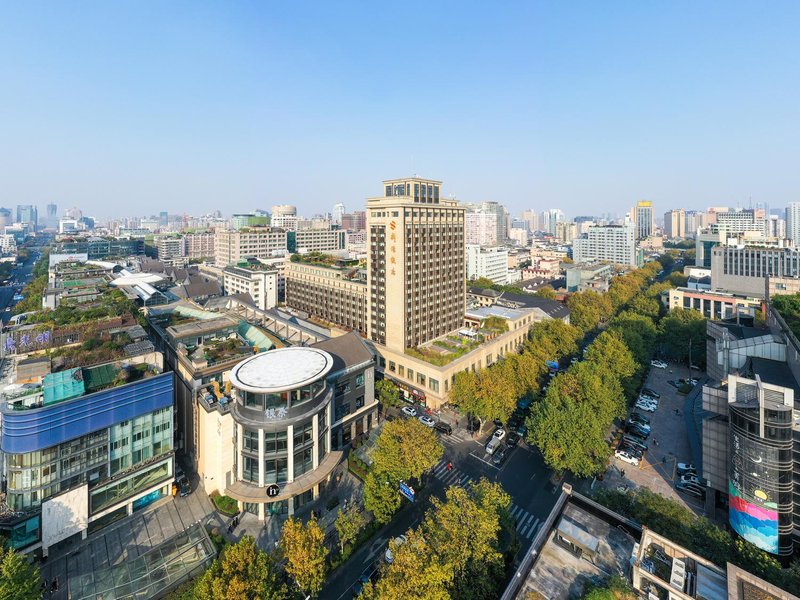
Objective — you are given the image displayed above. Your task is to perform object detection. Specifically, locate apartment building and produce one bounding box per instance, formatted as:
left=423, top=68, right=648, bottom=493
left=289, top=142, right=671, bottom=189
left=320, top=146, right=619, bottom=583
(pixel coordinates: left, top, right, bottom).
left=285, top=257, right=368, bottom=335
left=633, top=200, right=654, bottom=240
left=466, top=245, right=509, bottom=284
left=155, top=235, right=188, bottom=267
left=368, top=177, right=466, bottom=351
left=184, top=231, right=215, bottom=260
left=214, top=227, right=288, bottom=266
left=53, top=237, right=145, bottom=259
left=662, top=287, right=761, bottom=319
left=465, top=211, right=498, bottom=246
left=222, top=264, right=278, bottom=311
left=572, top=224, right=640, bottom=266
left=664, top=208, right=686, bottom=239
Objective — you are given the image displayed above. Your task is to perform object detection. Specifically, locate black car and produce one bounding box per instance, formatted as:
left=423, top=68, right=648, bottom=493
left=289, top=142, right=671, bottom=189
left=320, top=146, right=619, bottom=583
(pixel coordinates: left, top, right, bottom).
left=641, top=387, right=660, bottom=398
left=506, top=431, right=521, bottom=447
left=625, top=425, right=650, bottom=439
left=629, top=412, right=650, bottom=426
left=434, top=421, right=452, bottom=435
left=492, top=445, right=508, bottom=466
left=178, top=475, right=191, bottom=497
left=507, top=414, right=522, bottom=430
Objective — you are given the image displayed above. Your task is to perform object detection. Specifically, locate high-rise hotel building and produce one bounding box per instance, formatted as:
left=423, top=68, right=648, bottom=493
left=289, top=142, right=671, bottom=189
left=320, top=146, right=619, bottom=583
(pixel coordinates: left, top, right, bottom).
left=367, top=177, right=466, bottom=351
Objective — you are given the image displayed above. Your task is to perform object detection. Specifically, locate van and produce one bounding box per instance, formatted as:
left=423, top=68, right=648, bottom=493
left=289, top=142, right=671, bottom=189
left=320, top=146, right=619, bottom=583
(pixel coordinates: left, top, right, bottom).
left=485, top=436, right=502, bottom=455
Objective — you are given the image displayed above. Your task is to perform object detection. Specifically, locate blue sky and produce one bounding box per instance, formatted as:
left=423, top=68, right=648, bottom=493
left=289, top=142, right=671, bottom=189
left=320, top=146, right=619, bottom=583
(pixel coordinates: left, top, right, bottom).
left=1, top=2, right=798, bottom=219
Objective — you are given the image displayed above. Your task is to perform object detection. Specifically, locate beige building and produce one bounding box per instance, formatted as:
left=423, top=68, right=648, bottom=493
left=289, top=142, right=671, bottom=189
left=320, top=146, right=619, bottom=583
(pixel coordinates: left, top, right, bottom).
left=223, top=264, right=279, bottom=311
left=185, top=231, right=215, bottom=260
left=367, top=177, right=465, bottom=351
left=664, top=208, right=686, bottom=239
left=285, top=257, right=369, bottom=335
left=291, top=229, right=345, bottom=253
left=214, top=227, right=288, bottom=267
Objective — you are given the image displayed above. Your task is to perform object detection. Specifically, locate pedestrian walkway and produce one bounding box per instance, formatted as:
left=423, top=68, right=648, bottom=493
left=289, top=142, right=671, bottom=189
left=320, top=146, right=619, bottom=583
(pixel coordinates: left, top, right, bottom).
left=430, top=459, right=541, bottom=541
left=438, top=429, right=474, bottom=447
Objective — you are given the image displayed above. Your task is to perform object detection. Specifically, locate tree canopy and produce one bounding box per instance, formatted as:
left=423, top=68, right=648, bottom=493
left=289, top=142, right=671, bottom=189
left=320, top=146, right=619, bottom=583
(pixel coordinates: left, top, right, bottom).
left=0, top=546, right=40, bottom=600
left=279, top=515, right=328, bottom=597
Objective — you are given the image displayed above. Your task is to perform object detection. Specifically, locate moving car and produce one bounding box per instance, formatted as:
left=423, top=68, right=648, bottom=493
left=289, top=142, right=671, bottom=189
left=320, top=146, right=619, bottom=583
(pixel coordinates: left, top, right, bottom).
left=418, top=415, right=435, bottom=427
left=434, top=421, right=452, bottom=435
left=650, top=360, right=668, bottom=369
left=615, top=449, right=640, bottom=466
left=353, top=568, right=378, bottom=598
left=385, top=535, right=407, bottom=564
left=401, top=406, right=417, bottom=418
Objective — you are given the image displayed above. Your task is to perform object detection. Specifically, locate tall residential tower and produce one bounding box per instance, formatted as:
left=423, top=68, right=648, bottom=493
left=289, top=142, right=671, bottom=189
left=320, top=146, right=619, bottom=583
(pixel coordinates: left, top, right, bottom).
left=367, top=177, right=465, bottom=351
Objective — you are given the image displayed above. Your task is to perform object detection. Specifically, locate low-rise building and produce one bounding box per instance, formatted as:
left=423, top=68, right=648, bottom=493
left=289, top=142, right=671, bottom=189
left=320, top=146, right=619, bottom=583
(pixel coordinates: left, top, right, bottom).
left=288, top=229, right=346, bottom=254
left=214, top=227, right=288, bottom=266
left=663, top=287, right=762, bottom=320
left=285, top=256, right=368, bottom=335
left=223, top=263, right=279, bottom=311
left=184, top=231, right=215, bottom=260
left=565, top=263, right=613, bottom=293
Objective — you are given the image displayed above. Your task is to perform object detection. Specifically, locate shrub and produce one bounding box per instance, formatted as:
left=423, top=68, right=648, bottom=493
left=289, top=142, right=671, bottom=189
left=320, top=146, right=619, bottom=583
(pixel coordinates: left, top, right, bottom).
left=212, top=494, right=239, bottom=516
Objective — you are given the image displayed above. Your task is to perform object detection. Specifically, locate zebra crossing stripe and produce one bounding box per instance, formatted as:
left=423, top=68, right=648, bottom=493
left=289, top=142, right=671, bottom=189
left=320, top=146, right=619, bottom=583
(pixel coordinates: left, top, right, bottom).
left=520, top=518, right=540, bottom=538
left=510, top=505, right=522, bottom=519
left=516, top=513, right=534, bottom=532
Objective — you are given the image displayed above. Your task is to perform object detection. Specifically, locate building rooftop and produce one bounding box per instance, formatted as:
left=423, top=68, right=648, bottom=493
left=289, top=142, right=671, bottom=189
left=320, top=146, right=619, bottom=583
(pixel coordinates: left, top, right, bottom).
left=745, top=357, right=800, bottom=399
left=229, top=347, right=334, bottom=393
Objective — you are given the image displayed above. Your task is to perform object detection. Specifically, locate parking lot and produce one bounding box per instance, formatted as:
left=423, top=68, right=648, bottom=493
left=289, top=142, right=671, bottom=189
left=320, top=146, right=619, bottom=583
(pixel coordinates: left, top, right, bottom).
left=607, top=360, right=705, bottom=512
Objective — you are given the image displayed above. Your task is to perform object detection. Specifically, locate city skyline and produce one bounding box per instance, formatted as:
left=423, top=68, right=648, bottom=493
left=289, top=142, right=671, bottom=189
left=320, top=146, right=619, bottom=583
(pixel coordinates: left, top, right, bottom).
left=2, top=2, right=799, bottom=218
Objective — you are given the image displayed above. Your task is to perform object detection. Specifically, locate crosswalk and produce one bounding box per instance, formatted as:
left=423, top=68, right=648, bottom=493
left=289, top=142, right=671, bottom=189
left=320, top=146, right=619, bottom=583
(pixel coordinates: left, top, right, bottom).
left=438, top=429, right=473, bottom=446
left=429, top=459, right=541, bottom=541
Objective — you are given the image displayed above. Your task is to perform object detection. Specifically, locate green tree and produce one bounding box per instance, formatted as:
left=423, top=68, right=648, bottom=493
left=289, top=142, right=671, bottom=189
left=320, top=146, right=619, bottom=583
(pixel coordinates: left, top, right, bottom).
left=525, top=318, right=581, bottom=359
left=659, top=308, right=707, bottom=364
left=371, top=418, right=443, bottom=482
left=334, top=507, right=367, bottom=554
left=362, top=528, right=452, bottom=600
left=363, top=471, right=402, bottom=524
left=449, top=370, right=482, bottom=418
left=279, top=515, right=328, bottom=597
left=375, top=379, right=402, bottom=409
left=566, top=291, right=607, bottom=332
left=607, top=311, right=658, bottom=364
left=535, top=286, right=557, bottom=299
left=0, top=546, right=40, bottom=600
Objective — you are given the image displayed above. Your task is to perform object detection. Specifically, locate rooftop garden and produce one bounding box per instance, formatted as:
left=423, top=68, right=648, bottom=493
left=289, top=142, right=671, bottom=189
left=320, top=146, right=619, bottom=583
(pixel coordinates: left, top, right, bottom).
left=48, top=331, right=134, bottom=371
left=408, top=333, right=485, bottom=366
left=25, top=288, right=141, bottom=328
left=290, top=252, right=357, bottom=268
left=194, top=337, right=251, bottom=365
left=771, top=294, right=800, bottom=339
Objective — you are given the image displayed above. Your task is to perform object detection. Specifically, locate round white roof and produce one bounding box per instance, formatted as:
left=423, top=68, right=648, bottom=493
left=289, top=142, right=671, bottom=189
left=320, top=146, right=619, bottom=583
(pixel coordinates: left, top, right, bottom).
left=229, top=347, right=334, bottom=393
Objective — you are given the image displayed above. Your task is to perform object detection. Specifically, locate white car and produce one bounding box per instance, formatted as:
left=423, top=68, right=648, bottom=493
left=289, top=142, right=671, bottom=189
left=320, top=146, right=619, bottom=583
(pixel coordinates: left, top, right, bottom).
left=401, top=406, right=417, bottom=418
left=615, top=450, right=640, bottom=466
left=492, top=428, right=506, bottom=441
left=680, top=474, right=702, bottom=486
left=650, top=360, right=667, bottom=369
left=636, top=402, right=657, bottom=413
left=418, top=415, right=435, bottom=427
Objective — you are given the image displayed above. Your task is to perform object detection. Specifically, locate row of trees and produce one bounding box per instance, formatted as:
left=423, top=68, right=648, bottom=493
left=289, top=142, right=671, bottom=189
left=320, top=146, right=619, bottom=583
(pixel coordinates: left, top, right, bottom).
left=361, top=479, right=512, bottom=600
left=364, top=418, right=444, bottom=524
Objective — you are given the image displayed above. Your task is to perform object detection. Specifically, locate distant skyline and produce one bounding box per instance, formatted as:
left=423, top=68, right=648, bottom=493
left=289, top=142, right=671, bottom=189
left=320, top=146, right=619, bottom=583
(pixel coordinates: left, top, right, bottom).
left=1, top=2, right=798, bottom=219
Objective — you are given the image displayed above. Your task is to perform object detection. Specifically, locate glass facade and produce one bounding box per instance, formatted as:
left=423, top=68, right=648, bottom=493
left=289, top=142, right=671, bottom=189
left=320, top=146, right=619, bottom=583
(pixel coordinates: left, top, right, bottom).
left=90, top=459, right=173, bottom=514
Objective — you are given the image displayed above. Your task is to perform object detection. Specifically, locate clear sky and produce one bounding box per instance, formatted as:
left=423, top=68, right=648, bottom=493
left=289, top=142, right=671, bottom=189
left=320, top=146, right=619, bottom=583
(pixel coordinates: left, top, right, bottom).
left=1, top=2, right=798, bottom=220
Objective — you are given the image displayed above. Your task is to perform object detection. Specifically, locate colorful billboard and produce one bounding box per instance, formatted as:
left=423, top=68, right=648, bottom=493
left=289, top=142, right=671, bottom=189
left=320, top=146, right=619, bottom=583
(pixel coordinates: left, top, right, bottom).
left=728, top=481, right=779, bottom=554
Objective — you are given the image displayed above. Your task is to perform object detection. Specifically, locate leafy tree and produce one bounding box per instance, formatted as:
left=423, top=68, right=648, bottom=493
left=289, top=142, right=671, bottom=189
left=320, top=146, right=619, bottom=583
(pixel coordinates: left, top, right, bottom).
left=193, top=536, right=286, bottom=600
left=371, top=418, right=443, bottom=482
left=279, top=515, right=328, bottom=597
left=584, top=332, right=638, bottom=400
left=627, top=293, right=662, bottom=320
left=659, top=308, right=706, bottom=364
left=535, top=286, right=557, bottom=299
left=0, top=546, right=40, bottom=600
left=364, top=471, right=401, bottom=524
left=375, top=379, right=402, bottom=409
left=334, top=507, right=367, bottom=554
left=362, top=528, right=451, bottom=600
left=607, top=311, right=658, bottom=364
left=525, top=318, right=581, bottom=359
left=449, top=370, right=482, bottom=418
left=566, top=291, right=611, bottom=332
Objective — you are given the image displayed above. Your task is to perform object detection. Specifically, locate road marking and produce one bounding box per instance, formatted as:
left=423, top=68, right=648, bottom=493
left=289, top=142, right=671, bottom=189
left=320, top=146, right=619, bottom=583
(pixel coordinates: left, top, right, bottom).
left=510, top=505, right=522, bottom=519
left=516, top=513, right=534, bottom=532
left=520, top=518, right=540, bottom=538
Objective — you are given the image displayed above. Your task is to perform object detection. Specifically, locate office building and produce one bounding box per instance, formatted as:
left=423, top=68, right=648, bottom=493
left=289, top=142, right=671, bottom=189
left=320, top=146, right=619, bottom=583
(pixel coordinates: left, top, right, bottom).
left=0, top=207, right=13, bottom=227
left=223, top=264, right=279, bottom=311
left=16, top=205, right=38, bottom=228
left=664, top=208, right=686, bottom=239
left=508, top=227, right=529, bottom=247
left=184, top=231, right=215, bottom=260
left=285, top=257, right=368, bottom=335
left=194, top=339, right=377, bottom=520
left=155, top=235, right=187, bottom=266
left=159, top=211, right=169, bottom=226
left=479, top=201, right=507, bottom=243
left=662, top=287, right=762, bottom=319
left=466, top=245, right=509, bottom=285
left=288, top=229, right=346, bottom=253
left=633, top=200, right=653, bottom=240
left=521, top=209, right=539, bottom=232
left=769, top=215, right=787, bottom=241
left=565, top=263, right=613, bottom=293
left=465, top=211, right=498, bottom=246
left=710, top=245, right=800, bottom=297
left=540, top=209, right=565, bottom=236
left=271, top=205, right=298, bottom=230
left=685, top=210, right=707, bottom=236
left=367, top=177, right=465, bottom=350
left=572, top=224, right=639, bottom=266
left=715, top=208, right=766, bottom=236
left=332, top=203, right=345, bottom=226
left=53, top=237, right=145, bottom=259
left=232, top=213, right=269, bottom=230
left=0, top=349, right=173, bottom=555
left=45, top=203, right=58, bottom=229
left=554, top=221, right=577, bottom=243
left=214, top=227, right=288, bottom=266
left=787, top=203, right=800, bottom=244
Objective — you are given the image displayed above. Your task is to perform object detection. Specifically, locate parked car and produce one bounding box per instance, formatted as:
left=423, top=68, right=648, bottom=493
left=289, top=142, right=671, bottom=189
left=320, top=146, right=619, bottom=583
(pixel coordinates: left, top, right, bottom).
left=492, top=428, right=506, bottom=442
left=507, top=414, right=522, bottom=430
left=622, top=435, right=648, bottom=453
left=385, top=535, right=407, bottom=563
left=418, top=415, right=435, bottom=427
left=629, top=413, right=650, bottom=425
left=626, top=420, right=651, bottom=435
left=641, top=387, right=660, bottom=398
left=676, top=481, right=705, bottom=498
left=635, top=398, right=657, bottom=409
left=636, top=402, right=657, bottom=413
left=689, top=364, right=701, bottom=371
left=492, top=445, right=508, bottom=466
left=434, top=421, right=452, bottom=435
left=615, top=449, right=640, bottom=466
left=177, top=475, right=191, bottom=497
left=677, top=462, right=696, bottom=475
left=401, top=406, right=417, bottom=418
left=650, top=360, right=668, bottom=369
left=680, top=474, right=702, bottom=486
left=506, top=431, right=520, bottom=447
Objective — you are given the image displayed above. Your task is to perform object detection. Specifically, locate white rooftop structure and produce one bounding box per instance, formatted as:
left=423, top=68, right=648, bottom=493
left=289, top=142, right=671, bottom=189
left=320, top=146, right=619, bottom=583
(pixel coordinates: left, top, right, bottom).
left=229, top=347, right=334, bottom=393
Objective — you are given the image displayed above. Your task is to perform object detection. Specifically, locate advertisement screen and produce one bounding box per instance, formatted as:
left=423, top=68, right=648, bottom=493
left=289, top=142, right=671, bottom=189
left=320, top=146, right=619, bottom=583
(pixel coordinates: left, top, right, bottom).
left=729, top=429, right=780, bottom=554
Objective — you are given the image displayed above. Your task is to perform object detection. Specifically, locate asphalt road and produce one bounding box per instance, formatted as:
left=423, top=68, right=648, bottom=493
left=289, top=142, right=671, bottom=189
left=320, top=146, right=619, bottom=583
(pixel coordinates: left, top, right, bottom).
left=321, top=416, right=559, bottom=600
left=0, top=250, right=37, bottom=324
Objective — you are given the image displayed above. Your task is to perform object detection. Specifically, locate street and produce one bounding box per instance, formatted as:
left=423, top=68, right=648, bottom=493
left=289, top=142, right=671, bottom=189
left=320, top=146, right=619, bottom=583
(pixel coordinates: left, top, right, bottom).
left=321, top=415, right=560, bottom=600
left=0, top=248, right=38, bottom=325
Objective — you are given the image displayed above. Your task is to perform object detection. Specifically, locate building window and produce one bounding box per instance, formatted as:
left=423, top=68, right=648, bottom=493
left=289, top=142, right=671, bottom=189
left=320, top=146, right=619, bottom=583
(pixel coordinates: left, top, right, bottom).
left=356, top=395, right=364, bottom=409
left=389, top=361, right=396, bottom=372
left=264, top=431, right=288, bottom=454
left=429, top=379, right=439, bottom=393
left=398, top=366, right=405, bottom=376
left=417, top=373, right=425, bottom=386
left=356, top=374, right=365, bottom=388
left=407, top=369, right=414, bottom=380
left=243, top=429, right=259, bottom=453
left=293, top=448, right=313, bottom=478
